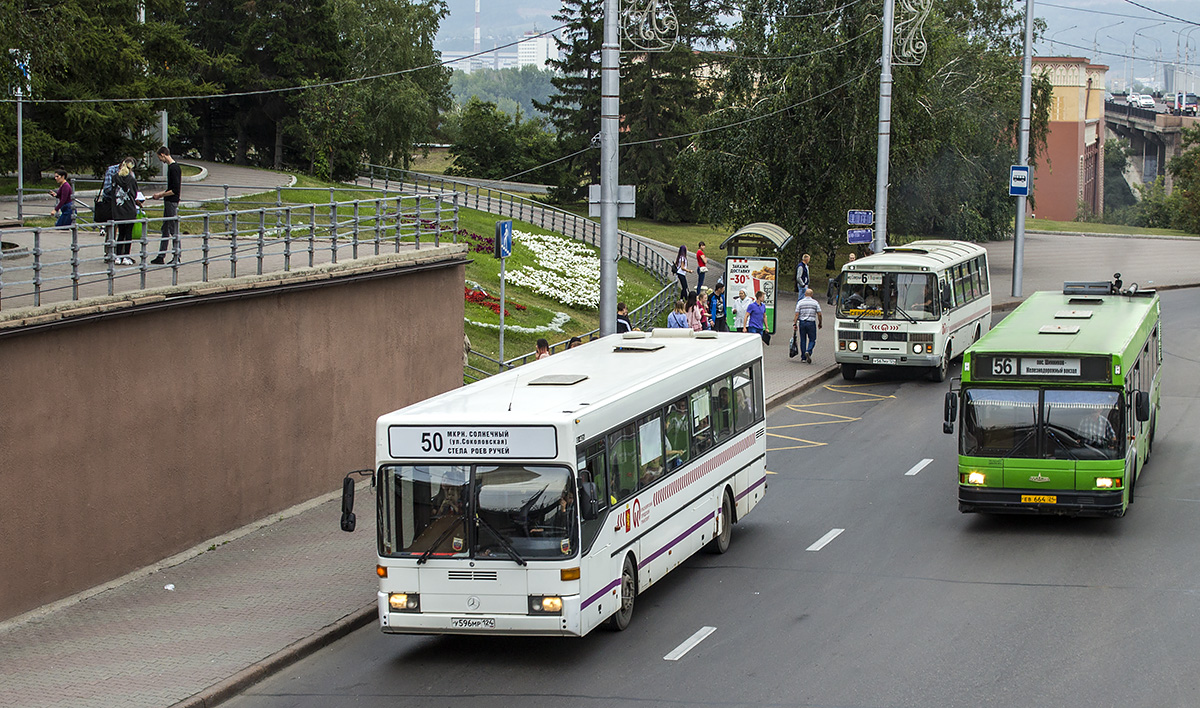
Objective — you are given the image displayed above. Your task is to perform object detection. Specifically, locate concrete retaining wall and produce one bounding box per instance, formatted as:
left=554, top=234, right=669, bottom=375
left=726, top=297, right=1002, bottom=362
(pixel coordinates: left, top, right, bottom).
left=0, top=246, right=468, bottom=620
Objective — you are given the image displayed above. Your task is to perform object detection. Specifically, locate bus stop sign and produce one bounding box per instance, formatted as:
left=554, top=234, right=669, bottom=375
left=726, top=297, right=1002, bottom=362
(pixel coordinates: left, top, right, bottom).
left=847, top=228, right=873, bottom=245
left=1009, top=165, right=1030, bottom=197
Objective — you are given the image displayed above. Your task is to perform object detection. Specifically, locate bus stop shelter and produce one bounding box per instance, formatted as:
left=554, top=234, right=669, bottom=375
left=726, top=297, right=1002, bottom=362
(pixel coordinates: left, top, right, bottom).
left=719, top=222, right=796, bottom=256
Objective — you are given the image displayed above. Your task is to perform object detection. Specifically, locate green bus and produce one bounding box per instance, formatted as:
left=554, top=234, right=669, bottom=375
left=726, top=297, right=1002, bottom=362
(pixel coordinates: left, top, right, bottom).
left=943, top=275, right=1161, bottom=517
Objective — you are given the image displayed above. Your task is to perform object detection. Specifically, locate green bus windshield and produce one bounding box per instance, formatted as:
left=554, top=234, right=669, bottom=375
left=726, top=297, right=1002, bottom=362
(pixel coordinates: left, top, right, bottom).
left=963, top=388, right=1123, bottom=461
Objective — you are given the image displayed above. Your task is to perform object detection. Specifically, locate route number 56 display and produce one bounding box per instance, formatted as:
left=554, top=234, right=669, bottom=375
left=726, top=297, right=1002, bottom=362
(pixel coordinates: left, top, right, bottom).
left=992, top=357, right=1016, bottom=375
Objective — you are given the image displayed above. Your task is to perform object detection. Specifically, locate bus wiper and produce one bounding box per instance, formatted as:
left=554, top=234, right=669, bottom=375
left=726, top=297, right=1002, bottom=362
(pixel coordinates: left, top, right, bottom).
left=1002, top=428, right=1038, bottom=458
left=892, top=305, right=917, bottom=324
left=476, top=513, right=527, bottom=566
left=416, top=517, right=463, bottom=565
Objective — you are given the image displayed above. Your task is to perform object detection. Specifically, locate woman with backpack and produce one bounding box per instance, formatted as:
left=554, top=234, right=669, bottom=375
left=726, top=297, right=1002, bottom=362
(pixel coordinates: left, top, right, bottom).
left=112, top=158, right=139, bottom=265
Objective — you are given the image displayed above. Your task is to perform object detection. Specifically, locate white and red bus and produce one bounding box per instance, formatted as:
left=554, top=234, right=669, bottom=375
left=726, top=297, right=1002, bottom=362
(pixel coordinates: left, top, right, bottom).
left=341, top=329, right=767, bottom=635
left=834, top=240, right=991, bottom=381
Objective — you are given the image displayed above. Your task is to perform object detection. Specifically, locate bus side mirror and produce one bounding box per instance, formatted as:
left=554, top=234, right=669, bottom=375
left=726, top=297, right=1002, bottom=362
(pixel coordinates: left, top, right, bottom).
left=340, top=477, right=357, bottom=532
left=579, top=482, right=599, bottom=520
left=1135, top=391, right=1151, bottom=422
left=943, top=392, right=958, bottom=434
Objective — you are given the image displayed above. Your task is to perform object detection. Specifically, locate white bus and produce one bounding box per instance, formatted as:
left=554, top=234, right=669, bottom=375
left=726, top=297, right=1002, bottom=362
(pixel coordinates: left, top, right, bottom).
left=340, top=329, right=767, bottom=636
left=833, top=240, right=991, bottom=382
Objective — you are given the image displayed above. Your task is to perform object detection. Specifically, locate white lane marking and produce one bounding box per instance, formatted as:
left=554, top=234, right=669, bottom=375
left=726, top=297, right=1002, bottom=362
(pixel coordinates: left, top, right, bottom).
left=905, top=458, right=934, bottom=476
left=806, top=528, right=844, bottom=551
left=664, top=626, right=717, bottom=661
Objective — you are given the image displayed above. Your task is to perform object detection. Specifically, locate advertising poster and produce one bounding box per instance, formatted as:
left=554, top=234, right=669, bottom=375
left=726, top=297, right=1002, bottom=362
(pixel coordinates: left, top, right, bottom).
left=724, top=256, right=777, bottom=333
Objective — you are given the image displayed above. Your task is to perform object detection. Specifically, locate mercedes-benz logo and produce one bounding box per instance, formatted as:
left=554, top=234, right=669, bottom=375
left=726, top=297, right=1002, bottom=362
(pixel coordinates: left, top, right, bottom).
left=466, top=596, right=480, bottom=610
left=881, top=333, right=889, bottom=340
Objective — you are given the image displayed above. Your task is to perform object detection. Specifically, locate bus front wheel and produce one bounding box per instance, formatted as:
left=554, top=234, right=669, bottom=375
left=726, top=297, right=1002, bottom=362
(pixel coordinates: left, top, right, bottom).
left=608, top=555, right=638, bottom=631
left=930, top=346, right=951, bottom=382
left=841, top=363, right=858, bottom=381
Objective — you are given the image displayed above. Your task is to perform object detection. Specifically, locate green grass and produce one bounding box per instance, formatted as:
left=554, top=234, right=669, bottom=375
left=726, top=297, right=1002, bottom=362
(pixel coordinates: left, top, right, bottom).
left=1026, top=218, right=1196, bottom=237
left=409, top=147, right=456, bottom=176
left=0, top=176, right=58, bottom=196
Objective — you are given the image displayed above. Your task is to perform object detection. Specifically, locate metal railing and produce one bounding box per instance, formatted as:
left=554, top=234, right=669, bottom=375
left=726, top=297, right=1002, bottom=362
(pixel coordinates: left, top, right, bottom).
left=0, top=192, right=458, bottom=310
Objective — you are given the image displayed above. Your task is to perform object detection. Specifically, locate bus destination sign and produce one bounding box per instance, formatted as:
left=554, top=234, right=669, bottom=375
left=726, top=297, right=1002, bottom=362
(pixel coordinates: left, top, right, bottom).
left=975, top=354, right=1109, bottom=382
left=1020, top=357, right=1080, bottom=376
left=389, top=425, right=558, bottom=460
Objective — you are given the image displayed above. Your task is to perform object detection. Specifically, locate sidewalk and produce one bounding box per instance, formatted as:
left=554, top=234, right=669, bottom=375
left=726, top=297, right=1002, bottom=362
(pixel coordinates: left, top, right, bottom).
left=2, top=226, right=1199, bottom=708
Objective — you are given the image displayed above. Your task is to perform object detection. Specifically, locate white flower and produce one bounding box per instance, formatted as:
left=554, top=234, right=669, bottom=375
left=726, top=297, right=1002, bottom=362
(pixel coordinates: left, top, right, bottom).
left=466, top=311, right=572, bottom=334
left=504, top=230, right=623, bottom=309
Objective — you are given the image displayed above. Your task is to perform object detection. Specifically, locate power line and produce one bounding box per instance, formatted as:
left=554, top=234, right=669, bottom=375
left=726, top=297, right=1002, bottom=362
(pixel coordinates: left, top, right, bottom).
left=1036, top=1, right=1174, bottom=23
left=0, top=26, right=568, bottom=106
left=698, top=24, right=879, bottom=62
left=1052, top=38, right=1199, bottom=68
left=1121, top=0, right=1200, bottom=27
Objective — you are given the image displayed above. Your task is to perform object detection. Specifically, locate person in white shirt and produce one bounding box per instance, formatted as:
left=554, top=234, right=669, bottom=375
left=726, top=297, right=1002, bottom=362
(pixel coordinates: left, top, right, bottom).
left=730, top=288, right=753, bottom=332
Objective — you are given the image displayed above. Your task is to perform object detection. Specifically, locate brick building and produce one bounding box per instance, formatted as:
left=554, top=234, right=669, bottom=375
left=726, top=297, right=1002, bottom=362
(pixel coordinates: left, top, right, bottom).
left=1030, top=57, right=1109, bottom=221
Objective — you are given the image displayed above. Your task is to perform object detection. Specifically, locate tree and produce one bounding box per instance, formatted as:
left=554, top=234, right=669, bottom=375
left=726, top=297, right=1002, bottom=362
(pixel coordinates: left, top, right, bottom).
left=450, top=66, right=557, bottom=119
left=1168, top=125, right=1200, bottom=234
left=446, top=98, right=557, bottom=183
left=1103, top=138, right=1137, bottom=214
left=677, top=0, right=1051, bottom=277
left=534, top=0, right=603, bottom=201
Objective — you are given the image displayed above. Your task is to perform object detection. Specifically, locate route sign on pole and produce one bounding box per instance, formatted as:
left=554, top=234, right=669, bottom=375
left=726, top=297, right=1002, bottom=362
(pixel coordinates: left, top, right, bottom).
left=847, top=210, right=874, bottom=226
left=494, top=219, right=513, bottom=259
left=1009, top=165, right=1030, bottom=197
left=847, top=228, right=873, bottom=245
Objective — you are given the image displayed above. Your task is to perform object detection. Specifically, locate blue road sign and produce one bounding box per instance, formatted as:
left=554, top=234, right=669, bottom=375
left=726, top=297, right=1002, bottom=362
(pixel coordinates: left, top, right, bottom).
left=847, top=209, right=874, bottom=226
left=847, top=228, right=873, bottom=245
left=494, top=220, right=513, bottom=259
left=1009, top=165, right=1030, bottom=197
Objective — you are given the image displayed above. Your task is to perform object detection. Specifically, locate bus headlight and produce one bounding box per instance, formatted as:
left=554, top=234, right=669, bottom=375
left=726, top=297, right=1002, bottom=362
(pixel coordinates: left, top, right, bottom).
left=964, top=471, right=986, bottom=485
left=388, top=592, right=420, bottom=612
left=912, top=343, right=924, bottom=354
left=1095, top=477, right=1121, bottom=489
left=529, top=595, right=563, bottom=615
left=848, top=341, right=859, bottom=352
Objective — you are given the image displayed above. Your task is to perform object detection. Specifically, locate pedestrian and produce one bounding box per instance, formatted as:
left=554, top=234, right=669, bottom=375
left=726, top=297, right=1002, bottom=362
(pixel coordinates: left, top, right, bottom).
left=667, top=299, right=689, bottom=328
left=616, top=301, right=634, bottom=333
left=150, top=146, right=182, bottom=265
left=568, top=336, right=583, bottom=349
left=95, top=160, right=120, bottom=259
left=795, top=253, right=811, bottom=294
left=111, top=158, right=139, bottom=266
left=731, top=288, right=752, bottom=332
left=793, top=287, right=824, bottom=363
left=49, top=169, right=75, bottom=227
left=536, top=338, right=551, bottom=360
left=708, top=282, right=728, bottom=332
left=695, top=241, right=708, bottom=292
left=673, top=244, right=691, bottom=299
left=848, top=252, right=856, bottom=262
left=746, top=290, right=767, bottom=335
left=697, top=286, right=712, bottom=329
left=686, top=291, right=705, bottom=332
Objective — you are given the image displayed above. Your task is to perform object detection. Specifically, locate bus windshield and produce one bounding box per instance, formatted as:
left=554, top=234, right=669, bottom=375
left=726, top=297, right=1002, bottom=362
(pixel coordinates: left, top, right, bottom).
left=838, top=272, right=938, bottom=321
left=962, top=388, right=1123, bottom=460
left=379, top=464, right=578, bottom=561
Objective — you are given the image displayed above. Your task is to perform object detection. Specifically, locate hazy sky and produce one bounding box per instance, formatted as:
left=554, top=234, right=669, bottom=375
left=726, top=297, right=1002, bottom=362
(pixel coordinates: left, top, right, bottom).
left=435, top=0, right=1200, bottom=88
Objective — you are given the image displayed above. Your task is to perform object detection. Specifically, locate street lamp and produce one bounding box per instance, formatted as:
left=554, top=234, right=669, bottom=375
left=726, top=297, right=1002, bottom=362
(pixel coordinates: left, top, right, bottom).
left=1107, top=36, right=1131, bottom=93
left=1049, top=25, right=1076, bottom=55
left=1133, top=22, right=1166, bottom=91
left=1094, top=21, right=1124, bottom=57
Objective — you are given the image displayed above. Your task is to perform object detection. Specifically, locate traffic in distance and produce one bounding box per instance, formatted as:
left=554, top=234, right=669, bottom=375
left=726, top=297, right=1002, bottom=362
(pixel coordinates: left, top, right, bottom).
left=833, top=240, right=991, bottom=382
left=943, top=274, right=1161, bottom=517
left=340, top=328, right=767, bottom=636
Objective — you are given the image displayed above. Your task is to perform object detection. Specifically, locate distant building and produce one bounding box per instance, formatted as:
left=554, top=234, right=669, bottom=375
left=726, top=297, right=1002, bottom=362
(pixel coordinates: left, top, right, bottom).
left=1030, top=57, right=1109, bottom=221
left=517, top=30, right=557, bottom=70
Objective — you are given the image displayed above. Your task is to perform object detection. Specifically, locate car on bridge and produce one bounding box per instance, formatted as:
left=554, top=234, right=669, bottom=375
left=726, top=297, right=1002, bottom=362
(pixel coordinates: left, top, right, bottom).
left=1138, top=95, right=1156, bottom=110
left=1126, top=93, right=1140, bottom=106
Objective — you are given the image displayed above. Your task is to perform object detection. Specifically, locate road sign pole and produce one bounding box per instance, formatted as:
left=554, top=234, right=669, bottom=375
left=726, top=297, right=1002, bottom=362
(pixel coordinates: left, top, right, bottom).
left=499, top=256, right=506, bottom=368
left=873, top=0, right=895, bottom=255
left=1012, top=0, right=1035, bottom=297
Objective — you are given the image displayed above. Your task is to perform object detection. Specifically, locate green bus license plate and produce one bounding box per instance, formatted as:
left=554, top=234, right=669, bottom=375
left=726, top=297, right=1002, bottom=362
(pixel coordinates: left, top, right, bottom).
left=1021, top=495, right=1056, bottom=504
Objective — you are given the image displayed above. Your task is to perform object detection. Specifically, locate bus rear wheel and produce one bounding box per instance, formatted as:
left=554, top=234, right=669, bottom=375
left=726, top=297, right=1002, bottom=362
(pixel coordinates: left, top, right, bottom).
left=841, top=363, right=858, bottom=381
left=608, top=555, right=637, bottom=631
left=707, top=491, right=734, bottom=554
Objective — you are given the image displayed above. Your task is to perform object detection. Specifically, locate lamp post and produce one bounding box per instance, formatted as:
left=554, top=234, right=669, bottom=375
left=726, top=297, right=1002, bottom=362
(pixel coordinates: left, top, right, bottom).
left=1107, top=36, right=1130, bottom=93
left=598, top=0, right=619, bottom=335
left=1012, top=0, right=1035, bottom=297
left=1132, top=22, right=1166, bottom=91
left=1094, top=21, right=1124, bottom=57
left=1049, top=25, right=1076, bottom=55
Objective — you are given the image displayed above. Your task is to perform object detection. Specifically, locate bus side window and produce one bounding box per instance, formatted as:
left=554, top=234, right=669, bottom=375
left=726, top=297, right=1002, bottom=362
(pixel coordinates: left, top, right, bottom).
left=690, top=388, right=714, bottom=457
left=733, top=367, right=756, bottom=433
left=977, top=255, right=990, bottom=294
left=607, top=423, right=638, bottom=503
left=664, top=398, right=691, bottom=472
left=711, top=376, right=735, bottom=444
left=636, top=413, right=665, bottom=489
left=577, top=441, right=608, bottom=554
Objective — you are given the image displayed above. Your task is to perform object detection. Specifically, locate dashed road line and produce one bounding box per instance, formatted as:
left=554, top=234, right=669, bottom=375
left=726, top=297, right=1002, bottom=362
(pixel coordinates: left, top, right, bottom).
left=664, top=626, right=717, bottom=661
left=905, top=458, right=933, bottom=476
left=806, top=528, right=845, bottom=551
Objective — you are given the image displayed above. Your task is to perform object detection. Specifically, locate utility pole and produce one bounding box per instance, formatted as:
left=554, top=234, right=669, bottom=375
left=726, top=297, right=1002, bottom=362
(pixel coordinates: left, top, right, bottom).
left=1012, top=0, right=1034, bottom=296
left=598, top=0, right=619, bottom=335
left=872, top=0, right=896, bottom=255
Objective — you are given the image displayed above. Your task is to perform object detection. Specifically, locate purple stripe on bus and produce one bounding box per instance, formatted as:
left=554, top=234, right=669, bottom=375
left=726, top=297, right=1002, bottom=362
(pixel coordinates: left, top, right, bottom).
left=735, top=475, right=766, bottom=501
left=582, top=577, right=622, bottom=610
left=639, top=511, right=715, bottom=568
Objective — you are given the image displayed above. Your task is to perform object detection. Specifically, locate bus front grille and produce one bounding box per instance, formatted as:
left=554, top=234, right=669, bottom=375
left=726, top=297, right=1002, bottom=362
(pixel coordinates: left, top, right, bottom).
left=448, top=570, right=498, bottom=581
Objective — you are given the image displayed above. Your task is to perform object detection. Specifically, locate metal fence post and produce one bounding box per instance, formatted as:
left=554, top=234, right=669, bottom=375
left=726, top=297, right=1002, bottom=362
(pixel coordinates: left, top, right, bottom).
left=258, top=208, right=266, bottom=274
left=70, top=225, right=80, bottom=301
left=284, top=206, right=293, bottom=271
left=230, top=210, right=239, bottom=278
left=32, top=228, right=42, bottom=306
left=309, top=204, right=317, bottom=267
left=202, top=213, right=211, bottom=282
left=352, top=200, right=360, bottom=259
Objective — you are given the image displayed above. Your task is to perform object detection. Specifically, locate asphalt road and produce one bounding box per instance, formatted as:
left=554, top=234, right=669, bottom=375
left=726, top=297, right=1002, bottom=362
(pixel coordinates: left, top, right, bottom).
left=225, top=288, right=1200, bottom=708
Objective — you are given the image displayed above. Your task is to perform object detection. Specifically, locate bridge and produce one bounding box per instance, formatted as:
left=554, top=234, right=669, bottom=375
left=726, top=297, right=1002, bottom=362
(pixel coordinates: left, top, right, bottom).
left=1104, top=99, right=1199, bottom=194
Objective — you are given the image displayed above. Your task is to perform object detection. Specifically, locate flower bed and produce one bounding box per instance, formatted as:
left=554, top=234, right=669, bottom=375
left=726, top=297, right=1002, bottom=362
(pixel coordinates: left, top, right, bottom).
left=504, top=230, right=623, bottom=309
left=465, top=287, right=526, bottom=317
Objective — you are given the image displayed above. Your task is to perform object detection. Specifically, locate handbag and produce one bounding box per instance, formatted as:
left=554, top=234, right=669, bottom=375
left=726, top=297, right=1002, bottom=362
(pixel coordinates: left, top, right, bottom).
left=94, top=195, right=112, bottom=223
left=789, top=332, right=799, bottom=358
left=761, top=329, right=771, bottom=345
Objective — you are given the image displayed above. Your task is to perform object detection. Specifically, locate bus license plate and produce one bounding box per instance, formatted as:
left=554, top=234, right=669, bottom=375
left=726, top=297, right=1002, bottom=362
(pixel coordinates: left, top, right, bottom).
left=872, top=357, right=898, bottom=365
left=1021, top=495, right=1057, bottom=504
left=451, top=617, right=495, bottom=629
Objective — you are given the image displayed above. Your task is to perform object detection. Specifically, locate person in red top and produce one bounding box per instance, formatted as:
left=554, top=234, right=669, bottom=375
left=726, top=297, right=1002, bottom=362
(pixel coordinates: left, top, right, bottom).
left=50, top=169, right=74, bottom=226
left=696, top=241, right=708, bottom=292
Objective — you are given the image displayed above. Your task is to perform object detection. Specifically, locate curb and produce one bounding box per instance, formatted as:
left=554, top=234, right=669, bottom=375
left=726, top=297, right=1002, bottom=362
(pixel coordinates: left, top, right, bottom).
left=170, top=604, right=377, bottom=708
left=766, top=366, right=840, bottom=412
